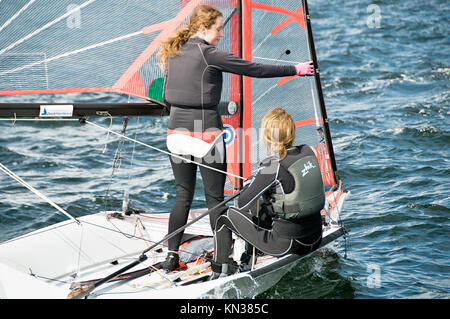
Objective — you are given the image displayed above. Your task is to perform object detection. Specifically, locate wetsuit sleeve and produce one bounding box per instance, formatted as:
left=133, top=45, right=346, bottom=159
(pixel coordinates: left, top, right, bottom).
left=237, top=159, right=279, bottom=210
left=205, top=46, right=296, bottom=78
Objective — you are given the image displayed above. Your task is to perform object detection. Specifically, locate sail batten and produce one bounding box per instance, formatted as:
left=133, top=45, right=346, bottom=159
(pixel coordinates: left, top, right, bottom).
left=0, top=0, right=186, bottom=101
left=0, top=0, right=36, bottom=34
left=0, top=0, right=98, bottom=56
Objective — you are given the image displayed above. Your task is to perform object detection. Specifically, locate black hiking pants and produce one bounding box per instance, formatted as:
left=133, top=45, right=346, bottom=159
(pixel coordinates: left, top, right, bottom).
left=167, top=144, right=228, bottom=251
left=214, top=207, right=323, bottom=265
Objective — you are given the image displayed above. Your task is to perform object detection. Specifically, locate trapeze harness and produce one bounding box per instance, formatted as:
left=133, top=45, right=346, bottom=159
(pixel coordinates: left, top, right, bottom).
left=214, top=145, right=325, bottom=265
left=162, top=37, right=296, bottom=251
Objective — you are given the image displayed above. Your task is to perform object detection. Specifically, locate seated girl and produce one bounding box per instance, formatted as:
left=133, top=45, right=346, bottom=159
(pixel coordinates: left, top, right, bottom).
left=212, top=108, right=325, bottom=278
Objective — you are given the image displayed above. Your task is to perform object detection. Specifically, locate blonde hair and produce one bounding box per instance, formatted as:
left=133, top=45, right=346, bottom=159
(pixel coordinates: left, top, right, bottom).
left=261, top=108, right=296, bottom=160
left=156, top=5, right=223, bottom=69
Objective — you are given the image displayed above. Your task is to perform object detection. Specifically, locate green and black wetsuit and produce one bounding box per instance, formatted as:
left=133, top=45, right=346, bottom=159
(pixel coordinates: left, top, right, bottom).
left=214, top=145, right=325, bottom=268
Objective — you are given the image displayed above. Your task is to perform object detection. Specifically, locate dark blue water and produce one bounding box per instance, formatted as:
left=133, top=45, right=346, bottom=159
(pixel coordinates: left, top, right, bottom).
left=0, top=0, right=449, bottom=299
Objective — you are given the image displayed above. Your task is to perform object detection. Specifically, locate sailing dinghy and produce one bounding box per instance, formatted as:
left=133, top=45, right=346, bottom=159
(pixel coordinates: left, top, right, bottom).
left=0, top=0, right=349, bottom=299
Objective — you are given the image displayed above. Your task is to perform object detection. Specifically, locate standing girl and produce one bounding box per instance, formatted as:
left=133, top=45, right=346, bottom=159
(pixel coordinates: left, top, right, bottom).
left=157, top=5, right=314, bottom=271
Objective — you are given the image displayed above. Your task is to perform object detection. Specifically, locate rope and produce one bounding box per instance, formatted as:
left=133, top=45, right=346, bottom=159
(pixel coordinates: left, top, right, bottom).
left=0, top=162, right=80, bottom=225
left=0, top=117, right=247, bottom=180
left=84, top=119, right=247, bottom=181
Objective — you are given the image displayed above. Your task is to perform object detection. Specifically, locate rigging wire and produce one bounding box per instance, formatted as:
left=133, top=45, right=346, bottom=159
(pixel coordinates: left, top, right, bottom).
left=0, top=116, right=247, bottom=231
left=0, top=117, right=249, bottom=181
left=123, top=116, right=140, bottom=212
left=91, top=215, right=211, bottom=263
left=119, top=95, right=139, bottom=214
left=102, top=115, right=128, bottom=212
left=102, top=113, right=114, bottom=154
left=0, top=162, right=80, bottom=225
left=84, top=119, right=247, bottom=181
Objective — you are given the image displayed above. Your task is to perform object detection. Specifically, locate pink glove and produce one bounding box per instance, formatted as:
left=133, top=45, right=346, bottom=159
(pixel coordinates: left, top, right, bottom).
left=295, top=60, right=314, bottom=76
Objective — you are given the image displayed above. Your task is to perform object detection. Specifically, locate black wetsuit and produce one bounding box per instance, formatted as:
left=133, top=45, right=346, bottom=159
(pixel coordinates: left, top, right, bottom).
left=163, top=37, right=296, bottom=251
left=164, top=36, right=295, bottom=127
left=214, top=145, right=324, bottom=265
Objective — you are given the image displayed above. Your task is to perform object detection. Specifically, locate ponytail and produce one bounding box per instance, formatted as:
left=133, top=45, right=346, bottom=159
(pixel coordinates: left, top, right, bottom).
left=156, top=5, right=223, bottom=69
left=261, top=108, right=296, bottom=161
left=156, top=25, right=191, bottom=69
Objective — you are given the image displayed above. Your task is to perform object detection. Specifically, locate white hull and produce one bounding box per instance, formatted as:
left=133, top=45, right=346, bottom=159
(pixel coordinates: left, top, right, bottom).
left=0, top=190, right=348, bottom=299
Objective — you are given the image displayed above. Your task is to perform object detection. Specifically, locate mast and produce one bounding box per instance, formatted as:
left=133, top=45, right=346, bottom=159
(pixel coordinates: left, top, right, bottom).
left=303, top=0, right=340, bottom=183
left=238, top=0, right=244, bottom=190
left=240, top=0, right=253, bottom=181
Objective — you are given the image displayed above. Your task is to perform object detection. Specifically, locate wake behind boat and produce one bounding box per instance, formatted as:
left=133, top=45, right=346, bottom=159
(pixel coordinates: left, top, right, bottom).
left=0, top=0, right=350, bottom=299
